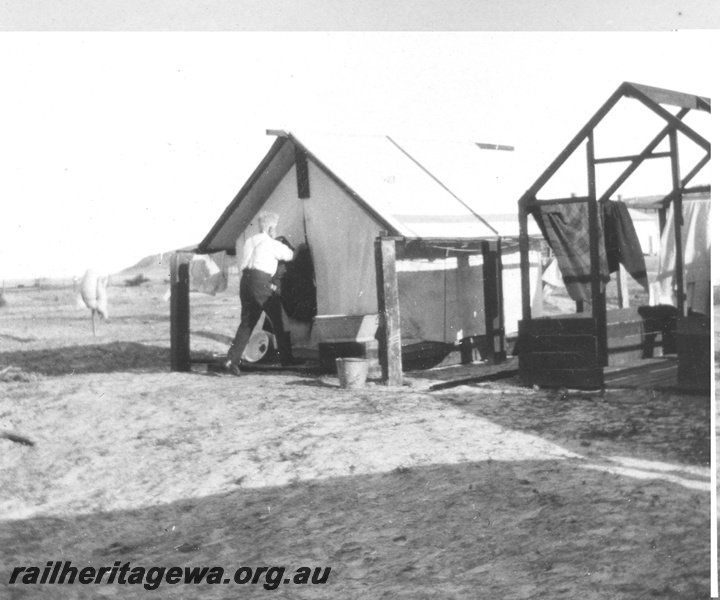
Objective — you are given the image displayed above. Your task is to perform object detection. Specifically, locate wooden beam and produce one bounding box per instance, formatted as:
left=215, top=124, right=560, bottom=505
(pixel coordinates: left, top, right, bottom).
left=428, top=368, right=519, bottom=391
left=266, top=129, right=289, bottom=137
left=586, top=133, right=608, bottom=368
left=374, top=237, right=403, bottom=386
left=294, top=145, right=310, bottom=199
left=482, top=240, right=506, bottom=364
left=519, top=84, right=626, bottom=202
left=523, top=196, right=590, bottom=207
left=627, top=86, right=711, bottom=152
left=625, top=82, right=711, bottom=113
left=403, top=237, right=494, bottom=247
left=669, top=129, right=686, bottom=316
left=519, top=204, right=532, bottom=322
left=682, top=152, right=711, bottom=188
left=170, top=253, right=191, bottom=372
left=475, top=142, right=515, bottom=152
left=456, top=253, right=474, bottom=365
left=495, top=238, right=506, bottom=359
left=594, top=151, right=671, bottom=164
left=597, top=109, right=689, bottom=204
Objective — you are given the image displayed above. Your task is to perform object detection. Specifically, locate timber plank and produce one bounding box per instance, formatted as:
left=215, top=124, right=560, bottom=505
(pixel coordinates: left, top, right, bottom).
left=519, top=334, right=598, bottom=356
left=520, top=352, right=599, bottom=371
left=607, top=319, right=644, bottom=339
left=519, top=317, right=595, bottom=336
left=604, top=358, right=678, bottom=389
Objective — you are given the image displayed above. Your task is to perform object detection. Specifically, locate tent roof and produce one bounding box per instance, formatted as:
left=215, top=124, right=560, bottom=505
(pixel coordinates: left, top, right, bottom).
left=198, top=130, right=526, bottom=253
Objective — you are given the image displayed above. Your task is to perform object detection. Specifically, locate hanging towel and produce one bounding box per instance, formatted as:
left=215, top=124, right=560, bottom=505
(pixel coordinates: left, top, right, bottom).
left=601, top=200, right=648, bottom=290
left=189, top=253, right=229, bottom=296
left=532, top=202, right=609, bottom=303
left=652, top=198, right=711, bottom=315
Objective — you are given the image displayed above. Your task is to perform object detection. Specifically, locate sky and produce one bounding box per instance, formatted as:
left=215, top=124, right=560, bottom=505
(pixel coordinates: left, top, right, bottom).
left=0, top=30, right=716, bottom=280
left=0, top=0, right=717, bottom=31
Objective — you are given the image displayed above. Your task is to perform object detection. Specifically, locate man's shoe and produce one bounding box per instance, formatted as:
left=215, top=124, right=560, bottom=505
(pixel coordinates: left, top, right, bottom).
left=223, top=360, right=243, bottom=376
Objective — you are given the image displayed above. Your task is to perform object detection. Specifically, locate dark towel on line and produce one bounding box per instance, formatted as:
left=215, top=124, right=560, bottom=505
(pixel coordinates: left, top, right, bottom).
left=601, top=200, right=648, bottom=291
left=532, top=202, right=609, bottom=304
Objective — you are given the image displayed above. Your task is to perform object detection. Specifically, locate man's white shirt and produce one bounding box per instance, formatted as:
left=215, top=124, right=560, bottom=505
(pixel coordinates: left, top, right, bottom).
left=238, top=232, right=294, bottom=276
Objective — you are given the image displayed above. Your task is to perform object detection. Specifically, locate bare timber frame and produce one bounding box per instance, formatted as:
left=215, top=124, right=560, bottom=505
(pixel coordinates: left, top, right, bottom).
left=517, top=82, right=711, bottom=390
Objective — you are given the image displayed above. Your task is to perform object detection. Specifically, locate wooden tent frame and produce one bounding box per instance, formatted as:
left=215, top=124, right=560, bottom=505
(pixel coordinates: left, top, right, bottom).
left=517, top=82, right=711, bottom=389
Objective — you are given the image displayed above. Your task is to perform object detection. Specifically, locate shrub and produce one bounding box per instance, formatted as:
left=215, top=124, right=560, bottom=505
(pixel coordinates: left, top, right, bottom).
left=124, top=274, right=150, bottom=287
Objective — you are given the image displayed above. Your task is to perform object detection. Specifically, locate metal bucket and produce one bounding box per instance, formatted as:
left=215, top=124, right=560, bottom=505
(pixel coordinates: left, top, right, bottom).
left=336, top=358, right=369, bottom=389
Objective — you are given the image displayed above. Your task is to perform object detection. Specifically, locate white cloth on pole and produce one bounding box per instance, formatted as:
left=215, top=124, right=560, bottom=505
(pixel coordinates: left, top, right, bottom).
left=80, top=269, right=109, bottom=319
left=651, top=199, right=710, bottom=315
left=189, top=253, right=229, bottom=296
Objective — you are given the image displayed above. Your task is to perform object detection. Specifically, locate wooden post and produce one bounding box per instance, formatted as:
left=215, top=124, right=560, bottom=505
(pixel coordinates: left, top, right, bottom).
left=482, top=239, right=506, bottom=364
left=374, top=237, right=403, bottom=386
left=170, top=252, right=191, bottom=372
left=494, top=238, right=506, bottom=362
left=669, top=129, right=685, bottom=316
left=295, top=145, right=310, bottom=199
left=586, top=133, right=608, bottom=367
left=456, top=253, right=473, bottom=364
left=519, top=199, right=532, bottom=322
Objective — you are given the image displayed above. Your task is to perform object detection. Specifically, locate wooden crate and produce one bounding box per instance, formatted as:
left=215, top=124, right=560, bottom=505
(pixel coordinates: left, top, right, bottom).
left=676, top=315, right=710, bottom=393
left=517, top=316, right=602, bottom=389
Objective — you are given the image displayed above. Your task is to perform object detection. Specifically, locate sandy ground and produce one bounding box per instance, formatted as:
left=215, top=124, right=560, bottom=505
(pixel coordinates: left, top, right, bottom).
left=0, top=280, right=711, bottom=599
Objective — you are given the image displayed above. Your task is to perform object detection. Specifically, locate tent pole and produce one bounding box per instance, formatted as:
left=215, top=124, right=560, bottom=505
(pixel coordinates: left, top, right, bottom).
left=374, top=236, right=403, bottom=386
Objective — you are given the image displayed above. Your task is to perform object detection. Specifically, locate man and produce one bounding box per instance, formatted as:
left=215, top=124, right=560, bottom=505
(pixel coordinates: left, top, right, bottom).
left=224, top=211, right=295, bottom=375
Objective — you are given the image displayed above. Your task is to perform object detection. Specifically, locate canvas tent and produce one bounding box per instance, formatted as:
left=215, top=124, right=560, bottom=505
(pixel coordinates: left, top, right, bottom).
left=172, top=130, right=543, bottom=377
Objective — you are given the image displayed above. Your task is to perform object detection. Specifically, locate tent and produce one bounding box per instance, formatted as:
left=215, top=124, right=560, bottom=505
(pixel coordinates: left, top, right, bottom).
left=172, top=130, right=543, bottom=380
